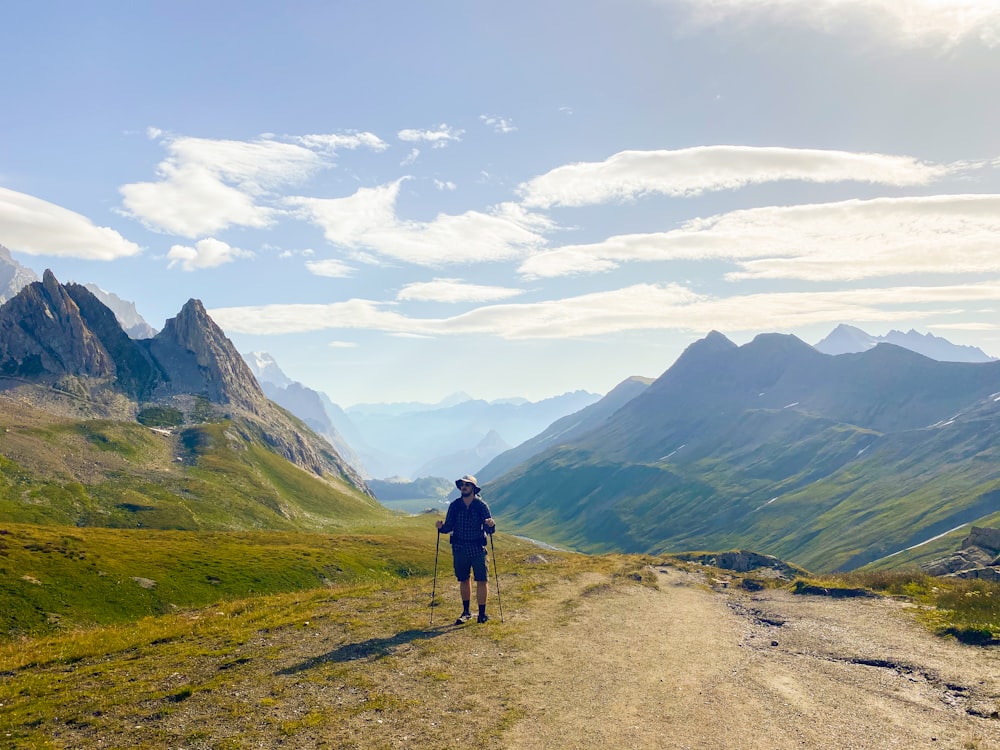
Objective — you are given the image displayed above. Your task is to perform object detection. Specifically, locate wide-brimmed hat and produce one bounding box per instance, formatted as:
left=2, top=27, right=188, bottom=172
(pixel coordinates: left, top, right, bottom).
left=455, top=474, right=481, bottom=493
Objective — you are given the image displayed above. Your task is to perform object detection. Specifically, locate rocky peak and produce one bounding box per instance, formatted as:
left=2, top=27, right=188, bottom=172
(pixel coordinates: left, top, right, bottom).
left=0, top=269, right=116, bottom=379
left=152, top=299, right=266, bottom=411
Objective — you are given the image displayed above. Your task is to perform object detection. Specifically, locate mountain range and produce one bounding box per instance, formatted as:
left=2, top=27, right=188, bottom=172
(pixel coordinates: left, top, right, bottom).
left=1, top=252, right=998, bottom=573
left=244, top=351, right=601, bottom=481
left=814, top=323, right=995, bottom=362
left=484, top=331, right=1000, bottom=571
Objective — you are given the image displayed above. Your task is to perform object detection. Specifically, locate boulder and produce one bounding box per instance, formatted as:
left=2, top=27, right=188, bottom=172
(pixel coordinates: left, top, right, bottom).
left=963, top=527, right=1000, bottom=555
left=921, top=546, right=995, bottom=576
left=947, top=566, right=1000, bottom=582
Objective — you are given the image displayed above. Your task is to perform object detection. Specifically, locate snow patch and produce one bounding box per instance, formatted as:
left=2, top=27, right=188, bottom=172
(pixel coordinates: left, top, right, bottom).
left=876, top=524, right=969, bottom=561
left=658, top=444, right=686, bottom=461
left=754, top=497, right=778, bottom=512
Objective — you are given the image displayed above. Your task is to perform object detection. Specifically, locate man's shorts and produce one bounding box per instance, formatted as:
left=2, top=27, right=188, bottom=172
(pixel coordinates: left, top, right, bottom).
left=452, top=543, right=488, bottom=582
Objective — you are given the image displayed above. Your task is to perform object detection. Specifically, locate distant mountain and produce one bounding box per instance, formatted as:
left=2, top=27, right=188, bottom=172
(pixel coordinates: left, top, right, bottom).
left=815, top=324, right=995, bottom=362
left=415, top=429, right=511, bottom=480
left=246, top=352, right=603, bottom=482
left=245, top=351, right=294, bottom=388
left=243, top=352, right=367, bottom=476
left=345, top=390, right=602, bottom=479
left=0, top=244, right=39, bottom=304
left=84, top=284, right=158, bottom=339
left=485, top=331, right=1000, bottom=572
left=0, top=270, right=374, bottom=530
left=477, top=375, right=653, bottom=483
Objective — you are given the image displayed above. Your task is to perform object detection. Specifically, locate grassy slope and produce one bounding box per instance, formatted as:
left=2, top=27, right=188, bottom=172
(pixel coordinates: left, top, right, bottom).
left=0, top=401, right=386, bottom=531
left=0, top=393, right=425, bottom=639
left=0, top=518, right=436, bottom=638
left=489, top=407, right=1000, bottom=572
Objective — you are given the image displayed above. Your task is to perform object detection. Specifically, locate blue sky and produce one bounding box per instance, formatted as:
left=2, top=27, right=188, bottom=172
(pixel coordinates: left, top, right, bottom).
left=3, top=0, right=1000, bottom=406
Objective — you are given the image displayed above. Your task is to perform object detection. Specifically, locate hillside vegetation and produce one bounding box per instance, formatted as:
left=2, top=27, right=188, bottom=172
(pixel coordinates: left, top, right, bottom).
left=486, top=333, right=1000, bottom=572
left=0, top=396, right=385, bottom=532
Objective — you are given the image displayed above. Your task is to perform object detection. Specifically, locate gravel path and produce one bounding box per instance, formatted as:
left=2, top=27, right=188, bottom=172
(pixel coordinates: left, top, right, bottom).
left=19, top=561, right=1000, bottom=749
left=500, top=567, right=1000, bottom=750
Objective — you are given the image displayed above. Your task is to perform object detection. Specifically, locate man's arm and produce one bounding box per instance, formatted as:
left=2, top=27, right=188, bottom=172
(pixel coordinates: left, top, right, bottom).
left=436, top=502, right=456, bottom=533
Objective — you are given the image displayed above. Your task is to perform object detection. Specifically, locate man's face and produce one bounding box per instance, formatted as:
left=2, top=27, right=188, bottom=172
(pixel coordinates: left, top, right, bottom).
left=459, top=481, right=475, bottom=497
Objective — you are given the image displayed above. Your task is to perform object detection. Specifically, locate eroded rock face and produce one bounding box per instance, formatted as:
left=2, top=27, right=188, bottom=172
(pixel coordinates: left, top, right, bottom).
left=148, top=298, right=266, bottom=411
left=0, top=270, right=117, bottom=380
left=920, top=546, right=995, bottom=577
left=921, top=526, right=1000, bottom=581
left=963, top=527, right=1000, bottom=555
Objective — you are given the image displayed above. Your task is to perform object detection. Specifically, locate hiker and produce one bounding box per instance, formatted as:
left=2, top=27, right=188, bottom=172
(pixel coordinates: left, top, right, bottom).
left=436, top=474, right=496, bottom=623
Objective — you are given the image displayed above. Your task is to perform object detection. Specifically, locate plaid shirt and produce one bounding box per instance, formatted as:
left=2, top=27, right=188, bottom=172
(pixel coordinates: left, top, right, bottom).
left=439, top=496, right=494, bottom=552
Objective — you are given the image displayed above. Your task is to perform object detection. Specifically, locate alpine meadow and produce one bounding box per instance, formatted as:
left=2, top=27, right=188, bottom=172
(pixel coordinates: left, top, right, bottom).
left=4, top=2, right=1000, bottom=747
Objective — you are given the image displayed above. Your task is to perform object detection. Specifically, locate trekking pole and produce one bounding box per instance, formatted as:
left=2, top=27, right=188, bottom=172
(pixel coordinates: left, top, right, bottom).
left=430, top=530, right=441, bottom=625
left=489, top=533, right=504, bottom=623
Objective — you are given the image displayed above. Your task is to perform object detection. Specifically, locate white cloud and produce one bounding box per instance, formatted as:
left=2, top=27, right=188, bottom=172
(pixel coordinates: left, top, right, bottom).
left=209, top=298, right=416, bottom=335
left=397, top=278, right=525, bottom=303
left=120, top=130, right=387, bottom=237
left=0, top=187, right=141, bottom=260
left=518, top=146, right=964, bottom=209
left=287, top=180, right=402, bottom=248
left=209, top=279, right=1000, bottom=340
left=287, top=181, right=552, bottom=265
left=480, top=114, right=517, bottom=134
left=328, top=340, right=358, bottom=348
left=295, top=131, right=388, bottom=152
left=397, top=124, right=464, bottom=148
left=401, top=148, right=421, bottom=166
left=929, top=322, right=1000, bottom=330
left=166, top=238, right=252, bottom=271
left=434, top=180, right=457, bottom=191
left=670, top=0, right=1000, bottom=48
left=519, top=194, right=1000, bottom=280
left=305, top=258, right=354, bottom=277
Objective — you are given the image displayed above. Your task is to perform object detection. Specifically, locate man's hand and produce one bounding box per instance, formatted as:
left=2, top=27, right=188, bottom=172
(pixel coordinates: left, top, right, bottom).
left=435, top=520, right=444, bottom=530
left=485, top=518, right=495, bottom=528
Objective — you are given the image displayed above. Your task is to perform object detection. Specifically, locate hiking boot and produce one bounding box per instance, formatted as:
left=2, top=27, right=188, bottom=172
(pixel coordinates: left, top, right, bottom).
left=477, top=613, right=489, bottom=624
left=455, top=612, right=472, bottom=624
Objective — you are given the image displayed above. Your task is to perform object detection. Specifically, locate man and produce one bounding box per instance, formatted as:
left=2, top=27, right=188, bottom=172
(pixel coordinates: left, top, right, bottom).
left=436, top=474, right=496, bottom=624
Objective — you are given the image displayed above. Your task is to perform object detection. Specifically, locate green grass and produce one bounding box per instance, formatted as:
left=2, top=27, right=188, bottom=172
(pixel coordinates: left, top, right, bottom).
left=0, top=519, right=435, bottom=639
left=0, top=411, right=388, bottom=532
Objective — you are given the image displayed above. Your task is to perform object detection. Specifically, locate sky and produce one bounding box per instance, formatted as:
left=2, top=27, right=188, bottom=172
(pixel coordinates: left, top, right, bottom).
left=3, top=0, right=1000, bottom=407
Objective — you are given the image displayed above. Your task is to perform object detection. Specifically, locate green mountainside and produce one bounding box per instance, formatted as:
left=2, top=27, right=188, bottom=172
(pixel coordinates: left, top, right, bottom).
left=485, top=332, right=1000, bottom=572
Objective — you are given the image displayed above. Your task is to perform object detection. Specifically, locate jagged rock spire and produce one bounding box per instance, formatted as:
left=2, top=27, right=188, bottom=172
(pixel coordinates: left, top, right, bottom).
left=154, top=298, right=266, bottom=410
left=0, top=269, right=116, bottom=378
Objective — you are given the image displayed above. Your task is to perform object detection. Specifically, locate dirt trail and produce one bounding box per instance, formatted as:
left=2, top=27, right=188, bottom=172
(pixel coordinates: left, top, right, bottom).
left=28, top=561, right=1000, bottom=749
left=500, top=567, right=1000, bottom=750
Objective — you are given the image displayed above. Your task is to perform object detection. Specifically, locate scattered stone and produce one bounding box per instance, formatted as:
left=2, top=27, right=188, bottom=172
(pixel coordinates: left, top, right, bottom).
left=132, top=577, right=157, bottom=589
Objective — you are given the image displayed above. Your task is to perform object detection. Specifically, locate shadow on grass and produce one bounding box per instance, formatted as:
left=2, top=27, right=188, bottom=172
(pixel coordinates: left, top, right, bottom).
left=277, top=626, right=452, bottom=674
